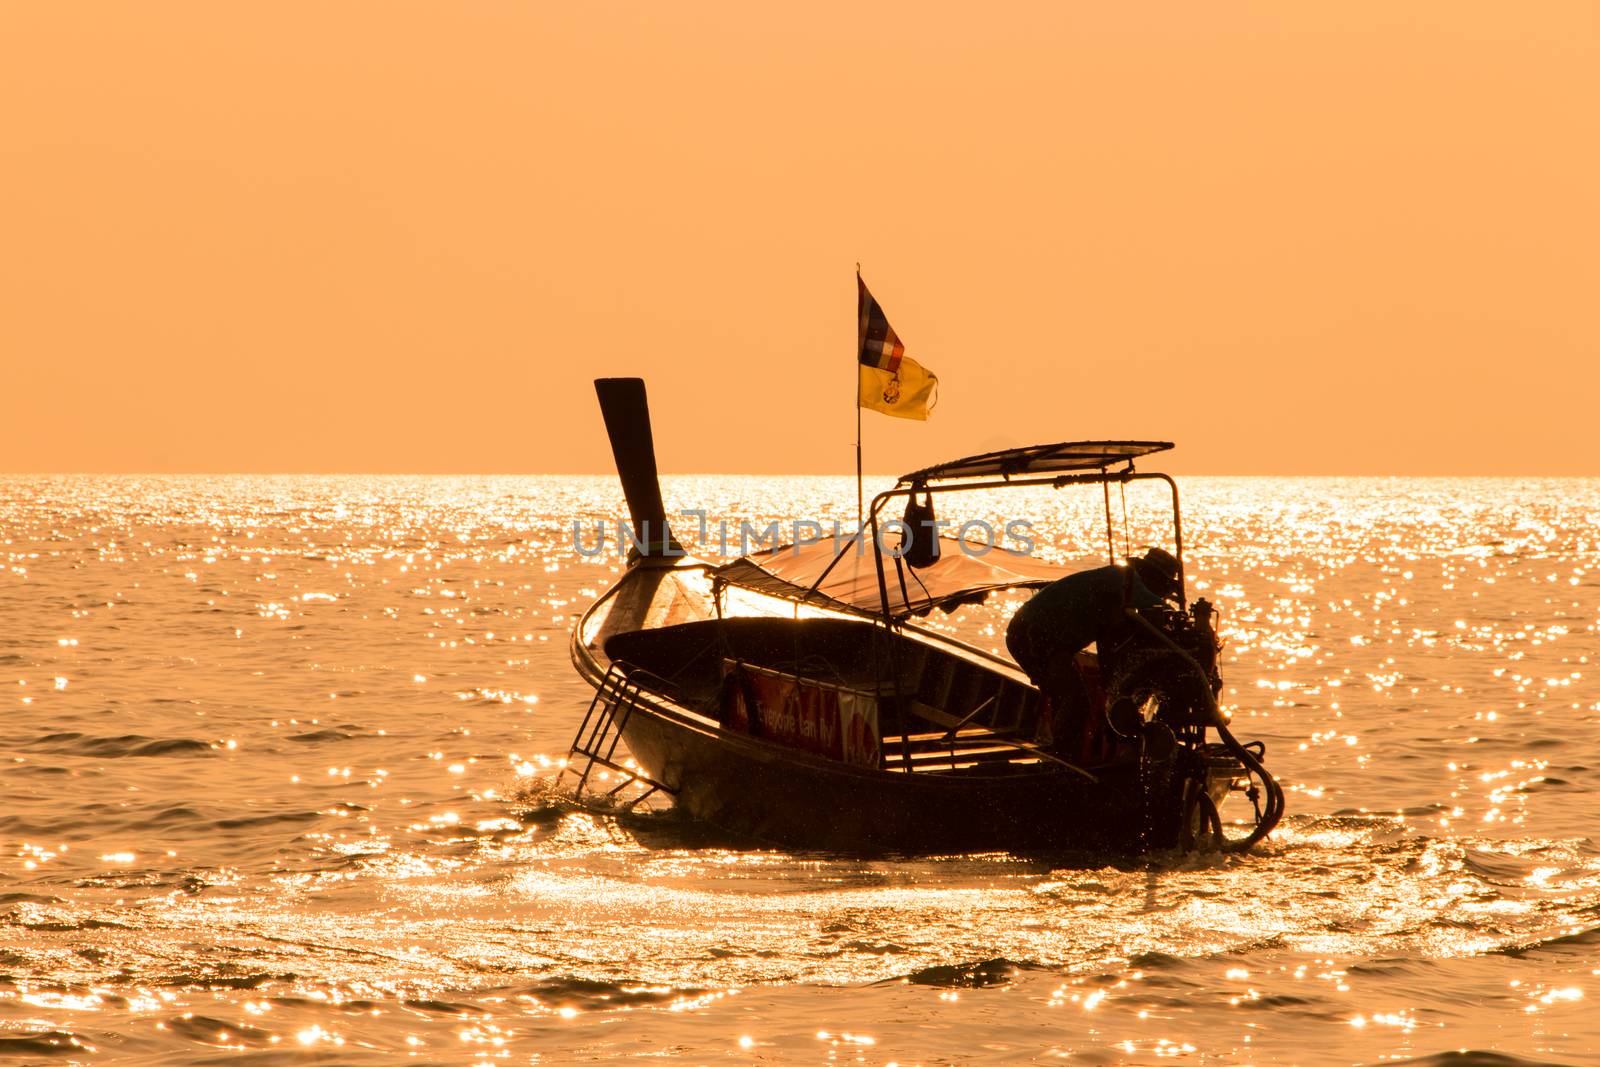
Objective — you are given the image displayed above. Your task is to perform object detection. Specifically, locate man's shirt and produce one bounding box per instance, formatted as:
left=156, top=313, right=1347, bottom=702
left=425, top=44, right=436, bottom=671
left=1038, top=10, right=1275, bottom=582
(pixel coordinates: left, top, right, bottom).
left=1009, top=564, right=1162, bottom=664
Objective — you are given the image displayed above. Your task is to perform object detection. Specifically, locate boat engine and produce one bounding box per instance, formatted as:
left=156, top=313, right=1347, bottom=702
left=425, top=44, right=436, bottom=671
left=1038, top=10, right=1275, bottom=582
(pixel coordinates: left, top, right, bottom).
left=1100, top=596, right=1285, bottom=852
left=1101, top=597, right=1222, bottom=732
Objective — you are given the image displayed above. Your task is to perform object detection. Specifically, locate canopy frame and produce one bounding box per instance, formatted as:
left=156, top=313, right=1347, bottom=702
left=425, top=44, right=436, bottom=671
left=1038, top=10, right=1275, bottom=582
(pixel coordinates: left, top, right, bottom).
left=855, top=466, right=1187, bottom=627
left=710, top=442, right=1187, bottom=626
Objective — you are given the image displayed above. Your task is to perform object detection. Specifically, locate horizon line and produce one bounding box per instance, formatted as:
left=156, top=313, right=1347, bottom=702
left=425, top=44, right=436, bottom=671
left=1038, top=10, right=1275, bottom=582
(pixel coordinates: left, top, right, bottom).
left=2, top=470, right=1597, bottom=479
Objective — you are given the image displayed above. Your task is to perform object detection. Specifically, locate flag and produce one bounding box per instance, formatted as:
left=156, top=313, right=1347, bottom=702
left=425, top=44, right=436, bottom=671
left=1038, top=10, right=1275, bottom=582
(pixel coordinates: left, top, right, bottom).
left=857, top=274, right=938, bottom=420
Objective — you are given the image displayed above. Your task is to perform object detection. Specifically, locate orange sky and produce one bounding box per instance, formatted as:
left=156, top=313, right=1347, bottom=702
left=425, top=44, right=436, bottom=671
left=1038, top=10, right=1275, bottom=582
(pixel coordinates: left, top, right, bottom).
left=2, top=3, right=1595, bottom=475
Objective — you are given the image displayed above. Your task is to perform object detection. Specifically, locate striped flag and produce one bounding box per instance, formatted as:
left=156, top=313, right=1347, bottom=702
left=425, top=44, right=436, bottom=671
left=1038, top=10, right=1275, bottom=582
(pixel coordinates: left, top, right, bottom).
left=857, top=274, right=938, bottom=420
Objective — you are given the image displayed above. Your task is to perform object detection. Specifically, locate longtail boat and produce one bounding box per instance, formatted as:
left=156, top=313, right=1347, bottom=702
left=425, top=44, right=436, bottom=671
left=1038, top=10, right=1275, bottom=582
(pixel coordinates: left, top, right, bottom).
left=564, top=377, right=1283, bottom=854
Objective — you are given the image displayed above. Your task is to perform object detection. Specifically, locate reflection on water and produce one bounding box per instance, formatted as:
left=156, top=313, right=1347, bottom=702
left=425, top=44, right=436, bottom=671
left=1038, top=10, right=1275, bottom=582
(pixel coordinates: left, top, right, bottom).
left=0, top=475, right=1596, bottom=1064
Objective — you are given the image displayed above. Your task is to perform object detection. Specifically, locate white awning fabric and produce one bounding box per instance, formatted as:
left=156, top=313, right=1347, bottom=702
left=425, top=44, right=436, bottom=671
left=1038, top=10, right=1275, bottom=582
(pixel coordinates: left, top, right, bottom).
left=712, top=534, right=1073, bottom=619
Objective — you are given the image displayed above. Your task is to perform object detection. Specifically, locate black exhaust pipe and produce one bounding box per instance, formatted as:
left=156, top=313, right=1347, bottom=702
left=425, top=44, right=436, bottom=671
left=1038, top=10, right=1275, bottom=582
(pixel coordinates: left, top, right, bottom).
left=594, top=377, right=683, bottom=560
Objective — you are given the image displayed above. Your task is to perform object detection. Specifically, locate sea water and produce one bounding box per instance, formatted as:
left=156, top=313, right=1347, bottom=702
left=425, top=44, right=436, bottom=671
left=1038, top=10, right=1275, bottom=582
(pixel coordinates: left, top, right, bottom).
left=1, top=474, right=1596, bottom=1065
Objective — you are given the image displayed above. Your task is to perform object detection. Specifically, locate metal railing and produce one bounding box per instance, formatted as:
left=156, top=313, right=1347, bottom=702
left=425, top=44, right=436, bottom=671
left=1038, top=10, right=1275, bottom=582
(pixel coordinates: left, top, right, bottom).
left=560, top=661, right=677, bottom=808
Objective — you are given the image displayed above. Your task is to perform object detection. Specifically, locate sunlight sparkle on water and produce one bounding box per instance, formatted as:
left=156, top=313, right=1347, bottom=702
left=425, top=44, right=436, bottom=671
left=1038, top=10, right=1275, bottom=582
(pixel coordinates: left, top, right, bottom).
left=1, top=474, right=1597, bottom=1064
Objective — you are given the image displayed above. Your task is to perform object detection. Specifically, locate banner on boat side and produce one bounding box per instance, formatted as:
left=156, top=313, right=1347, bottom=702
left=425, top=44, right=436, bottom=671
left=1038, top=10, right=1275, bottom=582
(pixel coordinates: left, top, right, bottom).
left=721, top=660, right=881, bottom=768
left=858, top=274, right=938, bottom=421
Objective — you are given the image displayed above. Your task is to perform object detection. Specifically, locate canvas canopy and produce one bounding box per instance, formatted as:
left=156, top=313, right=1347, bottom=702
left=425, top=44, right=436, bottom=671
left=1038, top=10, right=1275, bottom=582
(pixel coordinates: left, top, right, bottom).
left=899, top=440, right=1173, bottom=484
left=712, top=533, right=1074, bottom=619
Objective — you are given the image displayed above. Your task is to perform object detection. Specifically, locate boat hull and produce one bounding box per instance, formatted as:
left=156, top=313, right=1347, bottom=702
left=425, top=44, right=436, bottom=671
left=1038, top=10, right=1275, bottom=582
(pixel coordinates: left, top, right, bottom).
left=568, top=563, right=1233, bottom=855
left=612, top=691, right=1201, bottom=853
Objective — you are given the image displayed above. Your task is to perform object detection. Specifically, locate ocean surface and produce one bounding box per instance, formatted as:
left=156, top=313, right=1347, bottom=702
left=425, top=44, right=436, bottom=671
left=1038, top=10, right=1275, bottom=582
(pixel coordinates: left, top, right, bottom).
left=1, top=474, right=1597, bottom=1066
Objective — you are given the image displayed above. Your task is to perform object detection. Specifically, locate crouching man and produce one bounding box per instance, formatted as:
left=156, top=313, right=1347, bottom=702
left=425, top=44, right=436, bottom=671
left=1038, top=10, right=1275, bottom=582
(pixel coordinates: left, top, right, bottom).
left=1005, top=548, right=1182, bottom=754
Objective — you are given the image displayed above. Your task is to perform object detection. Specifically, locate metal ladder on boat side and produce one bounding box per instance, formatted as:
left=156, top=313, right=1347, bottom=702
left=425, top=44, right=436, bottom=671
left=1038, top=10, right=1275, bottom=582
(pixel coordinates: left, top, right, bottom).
left=559, top=662, right=677, bottom=810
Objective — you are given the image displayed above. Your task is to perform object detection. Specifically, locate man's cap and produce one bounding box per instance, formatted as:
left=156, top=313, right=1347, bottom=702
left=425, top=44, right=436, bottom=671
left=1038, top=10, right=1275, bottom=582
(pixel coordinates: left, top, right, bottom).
left=1130, top=546, right=1182, bottom=597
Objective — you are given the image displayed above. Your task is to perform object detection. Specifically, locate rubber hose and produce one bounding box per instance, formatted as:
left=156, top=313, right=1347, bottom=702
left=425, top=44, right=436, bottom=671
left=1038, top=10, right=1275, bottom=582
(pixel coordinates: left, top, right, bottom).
left=1122, top=610, right=1285, bottom=852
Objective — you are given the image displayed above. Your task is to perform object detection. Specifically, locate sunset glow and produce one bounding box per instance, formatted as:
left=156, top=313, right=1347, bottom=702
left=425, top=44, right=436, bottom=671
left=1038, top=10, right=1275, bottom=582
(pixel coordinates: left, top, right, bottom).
left=3, top=3, right=1595, bottom=474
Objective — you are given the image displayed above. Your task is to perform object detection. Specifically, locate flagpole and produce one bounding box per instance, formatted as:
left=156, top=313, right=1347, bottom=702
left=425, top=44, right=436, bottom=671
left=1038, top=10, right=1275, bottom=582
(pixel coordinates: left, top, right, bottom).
left=853, top=267, right=932, bottom=536
left=856, top=395, right=863, bottom=529
left=854, top=264, right=864, bottom=530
